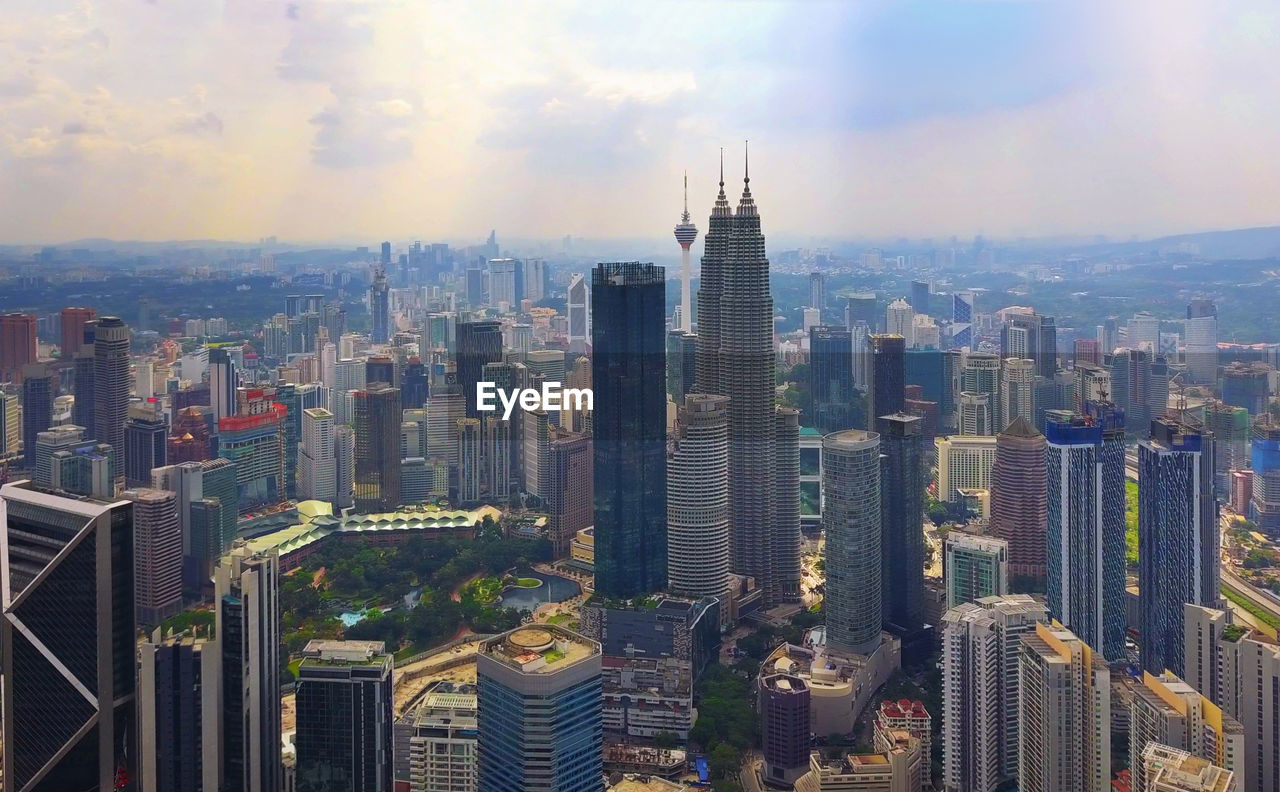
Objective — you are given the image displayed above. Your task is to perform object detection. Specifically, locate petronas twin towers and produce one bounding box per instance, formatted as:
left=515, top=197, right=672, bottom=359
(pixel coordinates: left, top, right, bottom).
left=694, top=151, right=801, bottom=605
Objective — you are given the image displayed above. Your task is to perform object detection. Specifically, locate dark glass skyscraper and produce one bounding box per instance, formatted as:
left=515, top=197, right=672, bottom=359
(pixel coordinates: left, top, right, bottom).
left=1, top=481, right=137, bottom=792
left=910, top=280, right=930, bottom=315
left=1138, top=417, right=1218, bottom=676
left=810, top=326, right=854, bottom=433
left=666, top=329, right=697, bottom=403
left=1045, top=404, right=1127, bottom=661
left=295, top=640, right=394, bottom=792
left=592, top=261, right=667, bottom=598
left=20, top=363, right=51, bottom=468
left=456, top=320, right=503, bottom=419
left=354, top=385, right=402, bottom=514
left=878, top=413, right=924, bottom=632
left=124, top=403, right=168, bottom=487
left=867, top=333, right=906, bottom=427
left=402, top=358, right=428, bottom=409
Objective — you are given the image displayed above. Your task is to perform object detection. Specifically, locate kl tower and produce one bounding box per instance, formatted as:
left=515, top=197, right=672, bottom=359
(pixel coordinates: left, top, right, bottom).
left=673, top=172, right=699, bottom=331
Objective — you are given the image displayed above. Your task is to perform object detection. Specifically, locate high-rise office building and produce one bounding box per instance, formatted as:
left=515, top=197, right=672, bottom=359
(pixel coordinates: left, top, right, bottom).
left=1110, top=348, right=1158, bottom=434
left=867, top=334, right=906, bottom=429
left=592, top=261, right=667, bottom=598
left=1204, top=401, right=1249, bottom=499
left=759, top=674, right=811, bottom=787
left=370, top=263, right=391, bottom=344
left=886, top=299, right=914, bottom=343
left=546, top=429, right=593, bottom=558
left=959, top=390, right=993, bottom=436
left=124, top=487, right=183, bottom=625
left=0, top=390, right=19, bottom=455
left=999, top=357, right=1034, bottom=431
left=1129, top=311, right=1161, bottom=353
left=20, top=363, right=52, bottom=468
left=124, top=401, right=168, bottom=487
left=209, top=346, right=238, bottom=424
left=456, top=417, right=481, bottom=502
left=1074, top=337, right=1102, bottom=367
left=295, top=640, right=394, bottom=792
left=218, top=388, right=287, bottom=515
left=961, top=351, right=1001, bottom=427
left=138, top=630, right=219, bottom=792
left=49, top=440, right=116, bottom=499
left=476, top=626, right=603, bottom=792
left=694, top=157, right=731, bottom=395
left=1045, top=405, right=1127, bottom=661
left=935, top=434, right=998, bottom=502
left=1221, top=362, right=1271, bottom=416
left=1130, top=670, right=1244, bottom=792
left=810, top=326, right=855, bottom=433
left=1017, top=622, right=1111, bottom=792
left=93, top=316, right=130, bottom=484
left=335, top=425, right=355, bottom=509
left=696, top=160, right=797, bottom=603
left=823, top=429, right=882, bottom=656
left=951, top=290, right=975, bottom=348
left=990, top=417, right=1048, bottom=590
left=354, top=385, right=402, bottom=513
left=0, top=481, right=137, bottom=792
left=486, top=258, right=520, bottom=307
left=299, top=407, right=337, bottom=505
left=567, top=272, right=590, bottom=354
left=667, top=394, right=730, bottom=601
left=941, top=594, right=1048, bottom=792
left=59, top=306, right=96, bottom=358
left=152, top=457, right=237, bottom=594
left=1001, top=312, right=1057, bottom=379
left=910, top=280, right=930, bottom=315
left=1250, top=414, right=1280, bottom=535
left=1138, top=417, right=1218, bottom=676
left=1138, top=744, right=1236, bottom=792
left=456, top=320, right=503, bottom=419
left=943, top=533, right=1008, bottom=609
left=666, top=330, right=698, bottom=403
left=73, top=340, right=101, bottom=431
left=215, top=543, right=281, bottom=792
left=1183, top=603, right=1280, bottom=792
left=774, top=406, right=802, bottom=607
left=1185, top=300, right=1219, bottom=385
left=810, top=271, right=827, bottom=312
left=879, top=413, right=924, bottom=633
left=0, top=312, right=37, bottom=381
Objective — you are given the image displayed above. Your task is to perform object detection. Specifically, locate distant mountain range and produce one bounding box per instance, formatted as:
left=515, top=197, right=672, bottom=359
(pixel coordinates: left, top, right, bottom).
left=5, top=224, right=1280, bottom=261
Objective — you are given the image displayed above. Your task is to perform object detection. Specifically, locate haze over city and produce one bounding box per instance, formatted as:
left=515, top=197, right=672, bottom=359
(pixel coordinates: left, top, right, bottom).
left=4, top=0, right=1280, bottom=243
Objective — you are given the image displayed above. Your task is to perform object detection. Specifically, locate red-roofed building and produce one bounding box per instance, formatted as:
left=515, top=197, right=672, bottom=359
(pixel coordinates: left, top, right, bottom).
left=875, top=699, right=932, bottom=783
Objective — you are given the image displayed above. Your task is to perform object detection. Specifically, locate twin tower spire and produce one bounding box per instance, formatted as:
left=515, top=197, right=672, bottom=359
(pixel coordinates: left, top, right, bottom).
left=710, top=142, right=753, bottom=217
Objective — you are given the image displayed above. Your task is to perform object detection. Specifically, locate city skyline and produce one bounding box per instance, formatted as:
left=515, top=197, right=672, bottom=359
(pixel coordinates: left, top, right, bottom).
left=3, top=2, right=1280, bottom=244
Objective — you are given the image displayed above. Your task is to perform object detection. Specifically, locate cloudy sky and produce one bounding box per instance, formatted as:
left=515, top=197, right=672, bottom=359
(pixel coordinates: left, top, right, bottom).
left=2, top=0, right=1279, bottom=244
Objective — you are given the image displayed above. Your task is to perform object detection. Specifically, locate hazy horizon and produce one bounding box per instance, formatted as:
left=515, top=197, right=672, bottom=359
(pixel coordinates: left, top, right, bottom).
left=4, top=1, right=1280, bottom=244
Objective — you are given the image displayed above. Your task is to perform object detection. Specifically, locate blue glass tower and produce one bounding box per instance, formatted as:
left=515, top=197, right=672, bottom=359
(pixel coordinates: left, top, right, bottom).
left=809, top=326, right=854, bottom=433
left=477, top=626, right=602, bottom=792
left=591, top=261, right=667, bottom=599
left=1045, top=403, right=1127, bottom=661
left=1137, top=416, right=1218, bottom=676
